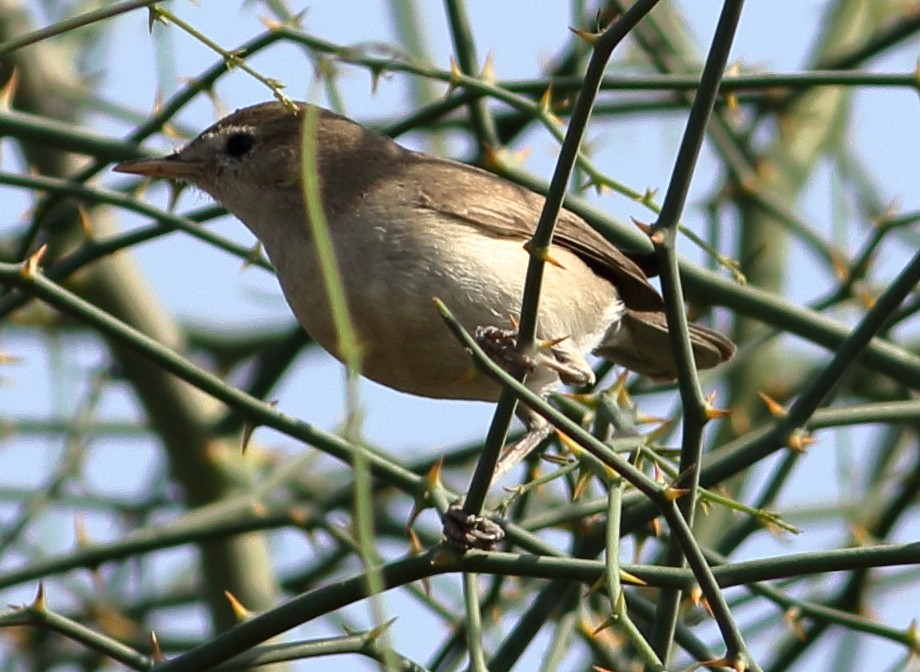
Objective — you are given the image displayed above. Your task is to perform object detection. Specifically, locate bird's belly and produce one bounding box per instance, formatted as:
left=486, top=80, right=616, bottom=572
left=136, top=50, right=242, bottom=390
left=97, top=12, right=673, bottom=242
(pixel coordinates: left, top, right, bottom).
left=263, top=216, right=621, bottom=401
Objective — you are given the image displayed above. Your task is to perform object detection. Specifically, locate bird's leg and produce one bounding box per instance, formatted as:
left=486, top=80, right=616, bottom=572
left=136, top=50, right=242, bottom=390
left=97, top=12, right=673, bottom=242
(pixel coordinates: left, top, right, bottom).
left=442, top=327, right=537, bottom=550
left=492, top=406, right=554, bottom=480
left=443, top=415, right=552, bottom=548
left=473, top=327, right=596, bottom=479
left=444, top=328, right=595, bottom=549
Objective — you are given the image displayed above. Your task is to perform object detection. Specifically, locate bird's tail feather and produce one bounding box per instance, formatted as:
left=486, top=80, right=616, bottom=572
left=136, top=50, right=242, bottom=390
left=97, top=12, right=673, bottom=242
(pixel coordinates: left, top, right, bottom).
left=595, top=309, right=735, bottom=380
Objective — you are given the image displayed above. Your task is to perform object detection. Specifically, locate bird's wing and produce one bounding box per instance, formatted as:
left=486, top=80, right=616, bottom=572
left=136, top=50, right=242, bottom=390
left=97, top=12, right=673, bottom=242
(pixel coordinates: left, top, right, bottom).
left=408, top=156, right=664, bottom=311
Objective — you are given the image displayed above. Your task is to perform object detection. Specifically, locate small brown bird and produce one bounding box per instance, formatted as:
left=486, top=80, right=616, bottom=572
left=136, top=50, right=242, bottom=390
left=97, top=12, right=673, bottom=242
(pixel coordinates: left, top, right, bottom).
left=115, top=101, right=734, bottom=470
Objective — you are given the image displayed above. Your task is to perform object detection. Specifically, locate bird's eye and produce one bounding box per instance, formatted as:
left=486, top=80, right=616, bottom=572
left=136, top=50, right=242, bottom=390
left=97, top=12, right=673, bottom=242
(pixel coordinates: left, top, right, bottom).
left=225, top=131, right=254, bottom=158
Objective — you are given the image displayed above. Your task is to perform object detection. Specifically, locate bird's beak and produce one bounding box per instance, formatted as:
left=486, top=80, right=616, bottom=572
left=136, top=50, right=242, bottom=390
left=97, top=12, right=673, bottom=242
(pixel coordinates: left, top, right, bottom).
left=113, top=155, right=202, bottom=181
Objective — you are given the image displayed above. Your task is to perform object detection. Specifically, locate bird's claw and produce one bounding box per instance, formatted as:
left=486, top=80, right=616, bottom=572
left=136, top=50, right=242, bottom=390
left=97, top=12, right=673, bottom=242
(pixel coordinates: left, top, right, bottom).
left=473, top=326, right=535, bottom=379
left=442, top=501, right=505, bottom=550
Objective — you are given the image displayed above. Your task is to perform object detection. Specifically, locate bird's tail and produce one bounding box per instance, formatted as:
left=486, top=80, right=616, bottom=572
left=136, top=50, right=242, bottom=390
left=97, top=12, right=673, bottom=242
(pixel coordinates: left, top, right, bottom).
left=595, top=309, right=735, bottom=380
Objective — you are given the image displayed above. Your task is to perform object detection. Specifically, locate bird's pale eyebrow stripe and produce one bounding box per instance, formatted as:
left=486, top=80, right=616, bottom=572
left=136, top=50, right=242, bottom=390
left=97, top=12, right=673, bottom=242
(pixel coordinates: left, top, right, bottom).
left=205, top=124, right=255, bottom=138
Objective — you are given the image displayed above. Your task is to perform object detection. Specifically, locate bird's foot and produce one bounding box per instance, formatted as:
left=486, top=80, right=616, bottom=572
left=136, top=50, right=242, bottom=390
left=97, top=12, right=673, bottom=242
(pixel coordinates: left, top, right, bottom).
left=473, top=325, right=593, bottom=387
left=443, top=500, right=505, bottom=550
left=473, top=325, right=535, bottom=379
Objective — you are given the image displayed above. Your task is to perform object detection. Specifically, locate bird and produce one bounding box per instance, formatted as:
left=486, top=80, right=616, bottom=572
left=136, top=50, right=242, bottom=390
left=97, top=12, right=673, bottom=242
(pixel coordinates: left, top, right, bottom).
left=114, top=101, right=735, bottom=475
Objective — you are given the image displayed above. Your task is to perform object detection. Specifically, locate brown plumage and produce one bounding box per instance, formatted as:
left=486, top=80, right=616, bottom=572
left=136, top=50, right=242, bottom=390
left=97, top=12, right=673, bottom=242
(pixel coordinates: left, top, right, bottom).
left=115, top=101, right=735, bottom=468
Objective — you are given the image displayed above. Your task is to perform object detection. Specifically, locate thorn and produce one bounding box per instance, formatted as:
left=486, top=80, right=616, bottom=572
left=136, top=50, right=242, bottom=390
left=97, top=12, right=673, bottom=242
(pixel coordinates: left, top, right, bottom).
left=572, top=468, right=592, bottom=500
left=523, top=241, right=567, bottom=269
left=224, top=591, right=252, bottom=621
left=584, top=574, right=606, bottom=597
left=537, top=85, right=563, bottom=125
left=157, top=117, right=185, bottom=140
left=568, top=26, right=599, bottom=45
left=848, top=521, right=873, bottom=546
left=635, top=409, right=665, bottom=425
left=540, top=452, right=569, bottom=466
left=630, top=217, right=651, bottom=234
left=406, top=461, right=442, bottom=528
left=147, top=6, right=162, bottom=32
left=693, top=589, right=712, bottom=615
left=784, top=607, right=806, bottom=640
left=407, top=527, right=423, bottom=556
left=854, top=283, right=878, bottom=309
left=480, top=51, right=495, bottom=84
left=74, top=514, right=90, bottom=548
left=241, top=242, right=267, bottom=271
left=537, top=335, right=571, bottom=351
left=498, top=144, right=532, bottom=166
left=290, top=9, right=308, bottom=28
left=539, top=86, right=554, bottom=113
left=449, top=57, right=463, bottom=89
left=368, top=65, right=383, bottom=96
left=614, top=587, right=627, bottom=613
left=425, top=458, right=443, bottom=490
left=723, top=63, right=743, bottom=114
left=618, top=569, right=646, bottom=586
left=829, top=250, right=851, bottom=281
left=76, top=206, right=95, bottom=240
left=700, top=597, right=715, bottom=618
left=725, top=90, right=740, bottom=113
left=364, top=617, right=398, bottom=642
left=663, top=484, right=690, bottom=502
left=480, top=142, right=502, bottom=171
left=565, top=392, right=596, bottom=407
left=693, top=656, right=737, bottom=672
left=20, top=245, right=47, bottom=279
left=150, top=631, right=166, bottom=662
left=757, top=391, right=787, bottom=418
left=31, top=582, right=46, bottom=611
left=787, top=428, right=815, bottom=453
left=591, top=178, right=609, bottom=196
left=905, top=619, right=919, bottom=654
left=543, top=249, right=567, bottom=269
left=643, top=420, right=672, bottom=444
left=649, top=229, right=666, bottom=246
left=259, top=15, right=282, bottom=31
left=0, top=69, right=19, bottom=109
left=590, top=614, right=617, bottom=635
left=240, top=419, right=257, bottom=455
left=224, top=49, right=246, bottom=71
left=168, top=172, right=195, bottom=205
left=704, top=397, right=732, bottom=421
left=611, top=370, right=630, bottom=400
left=554, top=428, right=580, bottom=453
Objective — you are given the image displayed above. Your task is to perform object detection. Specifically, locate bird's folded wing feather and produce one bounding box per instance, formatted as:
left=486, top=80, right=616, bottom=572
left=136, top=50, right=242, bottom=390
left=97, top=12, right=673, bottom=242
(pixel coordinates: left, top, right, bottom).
left=408, top=155, right=664, bottom=311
